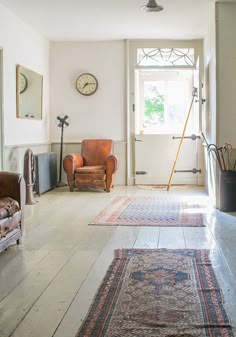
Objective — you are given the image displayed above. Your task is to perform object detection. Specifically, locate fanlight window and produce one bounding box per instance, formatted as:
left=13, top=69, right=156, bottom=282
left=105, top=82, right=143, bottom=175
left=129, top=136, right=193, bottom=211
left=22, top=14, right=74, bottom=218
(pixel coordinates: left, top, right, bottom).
left=137, top=48, right=195, bottom=66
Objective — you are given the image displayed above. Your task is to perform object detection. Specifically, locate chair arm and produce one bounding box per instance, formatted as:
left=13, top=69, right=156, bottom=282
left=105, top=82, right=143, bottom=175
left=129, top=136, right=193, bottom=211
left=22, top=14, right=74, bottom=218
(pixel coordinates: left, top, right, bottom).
left=106, top=154, right=119, bottom=175
left=0, top=171, right=26, bottom=209
left=63, top=153, right=84, bottom=174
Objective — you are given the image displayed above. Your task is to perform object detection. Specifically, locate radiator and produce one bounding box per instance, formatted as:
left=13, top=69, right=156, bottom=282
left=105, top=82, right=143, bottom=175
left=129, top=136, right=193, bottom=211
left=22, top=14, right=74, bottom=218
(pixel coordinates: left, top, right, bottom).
left=34, top=152, right=57, bottom=195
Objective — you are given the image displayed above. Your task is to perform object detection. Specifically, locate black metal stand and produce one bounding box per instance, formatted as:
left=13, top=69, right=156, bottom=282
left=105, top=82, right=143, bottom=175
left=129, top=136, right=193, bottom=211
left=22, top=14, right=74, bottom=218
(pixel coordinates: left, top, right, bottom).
left=56, top=115, right=69, bottom=187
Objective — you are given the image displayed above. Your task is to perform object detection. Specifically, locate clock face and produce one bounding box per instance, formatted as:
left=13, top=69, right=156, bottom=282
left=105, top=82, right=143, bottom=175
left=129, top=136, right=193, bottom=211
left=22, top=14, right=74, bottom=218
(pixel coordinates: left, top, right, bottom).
left=76, top=73, right=98, bottom=96
left=20, top=73, right=28, bottom=94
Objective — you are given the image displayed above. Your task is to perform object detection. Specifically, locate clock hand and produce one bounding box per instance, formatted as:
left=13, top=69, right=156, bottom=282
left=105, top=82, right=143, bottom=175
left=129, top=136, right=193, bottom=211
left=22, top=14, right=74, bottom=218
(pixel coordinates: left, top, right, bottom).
left=83, top=82, right=95, bottom=89
left=83, top=82, right=89, bottom=89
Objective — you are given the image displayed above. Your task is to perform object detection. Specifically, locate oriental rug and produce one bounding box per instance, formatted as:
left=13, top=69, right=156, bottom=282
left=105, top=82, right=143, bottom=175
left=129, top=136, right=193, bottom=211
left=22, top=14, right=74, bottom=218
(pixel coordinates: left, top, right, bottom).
left=89, top=196, right=204, bottom=227
left=75, top=249, right=235, bottom=337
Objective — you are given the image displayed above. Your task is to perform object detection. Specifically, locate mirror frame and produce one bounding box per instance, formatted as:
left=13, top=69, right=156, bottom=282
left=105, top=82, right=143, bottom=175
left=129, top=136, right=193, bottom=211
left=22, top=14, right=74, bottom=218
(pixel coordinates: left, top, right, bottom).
left=16, top=65, right=43, bottom=119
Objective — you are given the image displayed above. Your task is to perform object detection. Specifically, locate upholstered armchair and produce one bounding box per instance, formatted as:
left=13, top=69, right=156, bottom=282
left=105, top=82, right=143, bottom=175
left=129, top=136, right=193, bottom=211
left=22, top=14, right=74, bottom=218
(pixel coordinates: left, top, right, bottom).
left=63, top=139, right=119, bottom=192
left=0, top=172, right=25, bottom=253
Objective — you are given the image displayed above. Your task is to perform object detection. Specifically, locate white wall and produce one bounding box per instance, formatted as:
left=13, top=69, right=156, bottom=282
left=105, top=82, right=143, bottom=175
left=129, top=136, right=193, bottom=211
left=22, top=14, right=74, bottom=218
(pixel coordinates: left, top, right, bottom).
left=203, top=2, right=236, bottom=207
left=49, top=41, right=126, bottom=142
left=216, top=2, right=236, bottom=147
left=203, top=4, right=217, bottom=204
left=203, top=3, right=216, bottom=145
left=0, top=4, right=50, bottom=147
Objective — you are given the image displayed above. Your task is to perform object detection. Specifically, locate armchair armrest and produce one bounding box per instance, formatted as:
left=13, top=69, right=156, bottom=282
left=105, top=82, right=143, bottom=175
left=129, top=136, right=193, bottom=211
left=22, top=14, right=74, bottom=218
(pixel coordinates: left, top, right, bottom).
left=0, top=171, right=25, bottom=209
left=63, top=153, right=84, bottom=191
left=63, top=153, right=84, bottom=173
left=106, top=154, right=119, bottom=175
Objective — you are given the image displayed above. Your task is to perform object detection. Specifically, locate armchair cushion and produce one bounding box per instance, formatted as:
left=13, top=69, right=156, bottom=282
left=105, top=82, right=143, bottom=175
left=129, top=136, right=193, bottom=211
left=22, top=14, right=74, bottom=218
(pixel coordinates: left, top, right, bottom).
left=75, top=165, right=105, bottom=174
left=0, top=197, right=20, bottom=220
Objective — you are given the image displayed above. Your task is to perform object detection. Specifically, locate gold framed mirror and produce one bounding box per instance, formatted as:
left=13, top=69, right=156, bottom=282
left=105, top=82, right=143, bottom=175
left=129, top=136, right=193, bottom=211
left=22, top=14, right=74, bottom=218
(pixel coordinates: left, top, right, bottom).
left=16, top=65, right=43, bottom=119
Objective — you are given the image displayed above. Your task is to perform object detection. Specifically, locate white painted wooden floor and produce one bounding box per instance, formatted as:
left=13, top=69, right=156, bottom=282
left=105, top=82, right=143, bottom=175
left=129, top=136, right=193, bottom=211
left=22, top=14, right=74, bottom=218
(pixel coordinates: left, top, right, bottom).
left=0, top=185, right=236, bottom=337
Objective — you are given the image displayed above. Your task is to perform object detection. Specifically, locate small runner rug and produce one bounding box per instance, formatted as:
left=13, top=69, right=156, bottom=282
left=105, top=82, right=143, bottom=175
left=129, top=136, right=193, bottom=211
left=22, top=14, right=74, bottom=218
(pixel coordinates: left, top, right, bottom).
left=75, top=249, right=235, bottom=337
left=89, top=196, right=204, bottom=227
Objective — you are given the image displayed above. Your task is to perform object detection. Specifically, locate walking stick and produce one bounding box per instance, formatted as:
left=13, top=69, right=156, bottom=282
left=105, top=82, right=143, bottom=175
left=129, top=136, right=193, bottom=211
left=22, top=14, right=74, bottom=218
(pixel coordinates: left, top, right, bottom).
left=167, top=87, right=198, bottom=191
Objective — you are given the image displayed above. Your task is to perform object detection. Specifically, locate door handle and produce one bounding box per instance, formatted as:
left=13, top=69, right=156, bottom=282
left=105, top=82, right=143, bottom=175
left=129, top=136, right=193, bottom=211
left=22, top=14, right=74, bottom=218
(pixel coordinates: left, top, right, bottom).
left=136, top=171, right=148, bottom=175
left=174, top=168, right=201, bottom=174
left=135, top=138, right=142, bottom=142
left=172, top=134, right=200, bottom=141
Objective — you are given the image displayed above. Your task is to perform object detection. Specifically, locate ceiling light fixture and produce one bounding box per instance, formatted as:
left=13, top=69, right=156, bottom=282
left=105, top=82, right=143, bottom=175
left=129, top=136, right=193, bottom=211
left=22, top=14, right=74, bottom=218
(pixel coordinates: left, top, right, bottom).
left=141, top=0, right=164, bottom=12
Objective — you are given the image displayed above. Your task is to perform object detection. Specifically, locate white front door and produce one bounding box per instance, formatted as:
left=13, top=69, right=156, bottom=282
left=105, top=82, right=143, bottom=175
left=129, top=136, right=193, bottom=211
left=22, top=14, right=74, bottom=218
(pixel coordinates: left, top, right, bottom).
left=135, top=69, right=203, bottom=185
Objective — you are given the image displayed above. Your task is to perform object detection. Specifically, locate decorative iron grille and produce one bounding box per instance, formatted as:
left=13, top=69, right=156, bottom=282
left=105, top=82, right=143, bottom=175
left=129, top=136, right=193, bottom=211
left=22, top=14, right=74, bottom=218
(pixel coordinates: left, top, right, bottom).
left=137, top=48, right=195, bottom=66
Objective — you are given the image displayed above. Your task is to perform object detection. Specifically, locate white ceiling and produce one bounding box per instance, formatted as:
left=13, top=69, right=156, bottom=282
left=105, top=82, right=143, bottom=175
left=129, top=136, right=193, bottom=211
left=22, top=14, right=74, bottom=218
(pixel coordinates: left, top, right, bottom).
left=0, top=0, right=217, bottom=41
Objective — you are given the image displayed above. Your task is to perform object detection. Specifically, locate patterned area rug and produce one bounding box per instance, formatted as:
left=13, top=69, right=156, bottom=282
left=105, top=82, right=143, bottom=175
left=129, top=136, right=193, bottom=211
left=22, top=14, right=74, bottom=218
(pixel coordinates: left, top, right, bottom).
left=90, top=196, right=204, bottom=227
left=76, top=249, right=235, bottom=337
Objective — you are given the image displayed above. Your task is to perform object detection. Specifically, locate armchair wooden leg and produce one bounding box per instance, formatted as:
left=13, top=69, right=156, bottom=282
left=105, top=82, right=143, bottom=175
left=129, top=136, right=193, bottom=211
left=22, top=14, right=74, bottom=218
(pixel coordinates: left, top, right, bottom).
left=68, top=182, right=74, bottom=192
left=17, top=238, right=22, bottom=245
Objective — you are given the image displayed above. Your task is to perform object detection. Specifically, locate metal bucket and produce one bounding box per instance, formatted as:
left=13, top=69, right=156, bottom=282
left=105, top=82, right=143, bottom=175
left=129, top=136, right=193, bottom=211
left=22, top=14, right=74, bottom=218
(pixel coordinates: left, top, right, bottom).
left=219, top=170, right=236, bottom=212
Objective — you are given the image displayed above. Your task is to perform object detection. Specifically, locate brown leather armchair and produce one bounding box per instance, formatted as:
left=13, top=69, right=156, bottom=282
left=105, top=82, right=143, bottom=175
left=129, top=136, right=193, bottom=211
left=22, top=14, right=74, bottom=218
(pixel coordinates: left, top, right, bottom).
left=0, top=172, right=25, bottom=253
left=63, top=139, right=119, bottom=192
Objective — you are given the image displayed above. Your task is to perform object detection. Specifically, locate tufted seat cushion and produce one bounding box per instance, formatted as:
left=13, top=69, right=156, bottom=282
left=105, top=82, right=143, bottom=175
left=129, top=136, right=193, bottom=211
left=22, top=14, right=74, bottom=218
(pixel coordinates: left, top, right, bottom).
left=0, top=197, right=21, bottom=238
left=75, top=166, right=105, bottom=174
left=0, top=197, right=20, bottom=220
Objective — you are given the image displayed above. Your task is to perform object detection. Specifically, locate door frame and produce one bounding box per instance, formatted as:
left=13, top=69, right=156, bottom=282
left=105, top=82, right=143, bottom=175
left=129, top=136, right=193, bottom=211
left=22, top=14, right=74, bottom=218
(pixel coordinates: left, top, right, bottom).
left=126, top=39, right=204, bottom=186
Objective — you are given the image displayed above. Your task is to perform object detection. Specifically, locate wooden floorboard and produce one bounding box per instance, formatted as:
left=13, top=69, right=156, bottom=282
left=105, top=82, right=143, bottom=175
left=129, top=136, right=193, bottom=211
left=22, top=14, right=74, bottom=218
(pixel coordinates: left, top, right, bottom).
left=0, top=185, right=236, bottom=337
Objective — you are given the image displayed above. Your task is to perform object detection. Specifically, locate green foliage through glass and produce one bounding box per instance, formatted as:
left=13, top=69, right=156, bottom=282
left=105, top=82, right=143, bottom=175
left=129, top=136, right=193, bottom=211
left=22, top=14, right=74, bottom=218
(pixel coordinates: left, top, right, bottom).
left=144, top=83, right=165, bottom=124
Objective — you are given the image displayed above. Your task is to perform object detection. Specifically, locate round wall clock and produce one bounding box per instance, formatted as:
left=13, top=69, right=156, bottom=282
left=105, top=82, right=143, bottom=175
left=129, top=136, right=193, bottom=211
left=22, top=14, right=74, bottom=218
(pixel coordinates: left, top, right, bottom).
left=20, top=72, right=28, bottom=94
left=76, top=73, right=98, bottom=96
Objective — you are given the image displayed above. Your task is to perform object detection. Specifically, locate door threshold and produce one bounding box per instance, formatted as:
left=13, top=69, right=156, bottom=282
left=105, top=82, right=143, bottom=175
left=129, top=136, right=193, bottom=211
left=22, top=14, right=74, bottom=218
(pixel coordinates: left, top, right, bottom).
left=136, top=184, right=204, bottom=191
